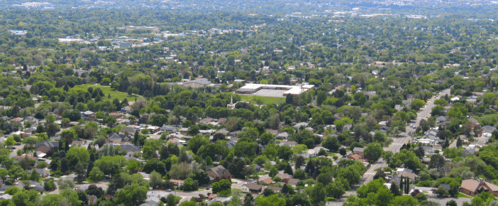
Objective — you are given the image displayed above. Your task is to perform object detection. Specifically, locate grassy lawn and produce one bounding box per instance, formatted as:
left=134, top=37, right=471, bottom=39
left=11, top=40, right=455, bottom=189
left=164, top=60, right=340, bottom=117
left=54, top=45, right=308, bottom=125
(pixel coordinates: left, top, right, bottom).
left=71, top=84, right=140, bottom=101
left=325, top=197, right=337, bottom=201
left=239, top=95, right=285, bottom=105
left=457, top=192, right=472, bottom=198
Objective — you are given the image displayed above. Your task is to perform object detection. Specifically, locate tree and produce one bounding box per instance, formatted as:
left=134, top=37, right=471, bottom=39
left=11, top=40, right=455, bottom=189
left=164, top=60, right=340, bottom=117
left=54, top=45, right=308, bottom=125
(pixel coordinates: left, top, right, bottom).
left=326, top=181, right=345, bottom=199
left=284, top=164, right=293, bottom=175
left=310, top=182, right=326, bottom=204
left=391, top=195, right=418, bottom=206
left=29, top=169, right=40, bottom=182
left=322, top=136, right=340, bottom=152
left=74, top=163, right=86, bottom=183
left=446, top=200, right=457, bottom=206
left=115, top=182, right=148, bottom=206
left=166, top=194, right=177, bottom=206
left=60, top=158, right=68, bottom=173
left=212, top=179, right=231, bottom=194
left=150, top=171, right=163, bottom=189
left=281, top=184, right=295, bottom=194
left=67, top=146, right=90, bottom=166
left=295, top=156, right=305, bottom=170
left=410, top=99, right=425, bottom=110
left=269, top=167, right=279, bottom=178
left=57, top=178, right=75, bottom=190
left=183, top=177, right=199, bottom=191
left=390, top=182, right=401, bottom=196
left=339, top=147, right=347, bottom=156
left=151, top=114, right=168, bottom=126
left=89, top=167, right=104, bottom=181
left=44, top=179, right=56, bottom=191
left=364, top=142, right=383, bottom=161
left=255, top=194, right=286, bottom=206
left=317, top=90, right=327, bottom=105
left=260, top=132, right=275, bottom=145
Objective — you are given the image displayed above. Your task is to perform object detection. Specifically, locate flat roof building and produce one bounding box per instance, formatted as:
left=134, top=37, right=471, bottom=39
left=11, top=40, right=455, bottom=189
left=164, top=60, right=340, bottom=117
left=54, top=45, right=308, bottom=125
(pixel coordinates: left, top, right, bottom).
left=235, top=83, right=314, bottom=97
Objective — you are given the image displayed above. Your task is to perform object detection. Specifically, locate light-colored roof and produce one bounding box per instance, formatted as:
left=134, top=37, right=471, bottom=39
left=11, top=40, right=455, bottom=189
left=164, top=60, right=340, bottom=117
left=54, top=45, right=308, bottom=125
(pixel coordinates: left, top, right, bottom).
left=460, top=179, right=480, bottom=192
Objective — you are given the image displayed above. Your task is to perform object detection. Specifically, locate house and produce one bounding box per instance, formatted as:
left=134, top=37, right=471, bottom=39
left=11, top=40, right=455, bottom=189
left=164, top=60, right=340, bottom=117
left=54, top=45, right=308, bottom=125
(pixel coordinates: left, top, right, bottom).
left=241, top=183, right=264, bottom=194
left=35, top=168, right=50, bottom=177
left=179, top=128, right=189, bottom=135
left=450, top=97, right=460, bottom=102
left=182, top=78, right=218, bottom=89
left=108, top=133, right=131, bottom=143
left=353, top=147, right=364, bottom=156
left=81, top=110, right=95, bottom=118
left=275, top=173, right=293, bottom=182
left=343, top=124, right=352, bottom=131
left=121, top=106, right=132, bottom=114
left=436, top=116, right=446, bottom=123
left=118, top=143, right=141, bottom=153
left=119, top=126, right=138, bottom=135
left=482, top=125, right=496, bottom=137
left=160, top=125, right=178, bottom=133
left=287, top=178, right=300, bottom=188
left=380, top=126, right=390, bottom=133
left=460, top=179, right=498, bottom=196
left=170, top=179, right=184, bottom=187
left=397, top=172, right=419, bottom=181
left=261, top=178, right=274, bottom=185
left=35, top=140, right=59, bottom=154
left=206, top=165, right=232, bottom=183
left=279, top=141, right=298, bottom=148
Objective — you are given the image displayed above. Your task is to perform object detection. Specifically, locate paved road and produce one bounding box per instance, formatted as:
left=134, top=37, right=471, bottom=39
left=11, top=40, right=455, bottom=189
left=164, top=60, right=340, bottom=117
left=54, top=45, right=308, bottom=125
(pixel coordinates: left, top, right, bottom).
left=10, top=144, right=25, bottom=158
left=361, top=88, right=451, bottom=185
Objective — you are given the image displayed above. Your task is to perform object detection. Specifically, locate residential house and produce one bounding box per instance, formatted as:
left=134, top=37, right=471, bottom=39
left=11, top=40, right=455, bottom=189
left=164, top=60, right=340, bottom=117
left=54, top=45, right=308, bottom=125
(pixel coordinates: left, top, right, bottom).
left=436, top=116, right=446, bottom=124
left=343, top=124, right=352, bottom=131
left=207, top=165, right=232, bottom=183
left=261, top=178, right=274, bottom=185
left=170, top=179, right=184, bottom=187
left=179, top=128, right=189, bottom=135
left=118, top=143, right=141, bottom=153
left=353, top=147, right=364, bottom=156
left=35, top=168, right=50, bottom=177
left=81, top=110, right=95, bottom=118
left=241, top=183, right=264, bottom=194
left=275, top=173, right=293, bottom=183
left=160, top=125, right=178, bottom=133
left=119, top=126, right=138, bottom=135
left=482, top=125, right=496, bottom=137
left=460, top=179, right=498, bottom=196
left=276, top=132, right=288, bottom=139
left=287, top=178, right=300, bottom=188
left=182, top=78, right=218, bottom=89
left=279, top=141, right=298, bottom=148
left=35, top=140, right=59, bottom=154
left=108, top=133, right=131, bottom=143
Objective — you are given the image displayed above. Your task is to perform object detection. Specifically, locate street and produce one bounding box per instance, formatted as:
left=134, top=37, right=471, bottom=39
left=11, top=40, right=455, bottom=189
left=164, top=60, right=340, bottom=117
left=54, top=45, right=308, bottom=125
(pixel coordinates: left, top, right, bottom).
left=360, top=88, right=451, bottom=185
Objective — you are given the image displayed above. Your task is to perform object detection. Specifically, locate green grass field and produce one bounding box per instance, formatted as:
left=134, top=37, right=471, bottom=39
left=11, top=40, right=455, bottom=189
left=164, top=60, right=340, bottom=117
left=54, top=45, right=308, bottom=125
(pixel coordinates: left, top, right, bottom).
left=457, top=192, right=471, bottom=198
left=72, top=84, right=139, bottom=101
left=239, top=95, right=285, bottom=105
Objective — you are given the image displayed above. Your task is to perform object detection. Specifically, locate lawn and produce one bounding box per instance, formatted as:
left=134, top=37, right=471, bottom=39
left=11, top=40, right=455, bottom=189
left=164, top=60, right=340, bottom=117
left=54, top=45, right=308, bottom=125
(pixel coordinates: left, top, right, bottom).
left=457, top=192, right=472, bottom=198
left=71, top=84, right=140, bottom=101
left=239, top=95, right=285, bottom=105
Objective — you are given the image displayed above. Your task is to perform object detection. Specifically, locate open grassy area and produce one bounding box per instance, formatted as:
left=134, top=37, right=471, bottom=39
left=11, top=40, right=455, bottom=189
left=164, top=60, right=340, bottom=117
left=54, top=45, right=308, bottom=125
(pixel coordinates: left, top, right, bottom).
left=457, top=192, right=472, bottom=198
left=239, top=95, right=285, bottom=105
left=72, top=84, right=139, bottom=101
